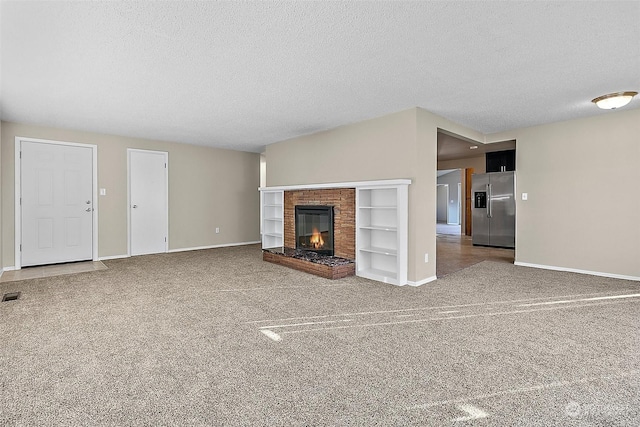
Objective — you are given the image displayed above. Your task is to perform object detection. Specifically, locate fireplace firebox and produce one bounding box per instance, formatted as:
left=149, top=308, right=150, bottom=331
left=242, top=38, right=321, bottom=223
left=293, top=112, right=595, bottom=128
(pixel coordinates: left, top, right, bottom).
left=295, top=205, right=334, bottom=256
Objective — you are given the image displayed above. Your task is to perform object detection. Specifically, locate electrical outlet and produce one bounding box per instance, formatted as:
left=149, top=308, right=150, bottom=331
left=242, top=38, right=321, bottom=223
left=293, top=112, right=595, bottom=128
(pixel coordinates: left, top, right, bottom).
left=424, top=253, right=429, bottom=263
left=215, top=227, right=220, bottom=234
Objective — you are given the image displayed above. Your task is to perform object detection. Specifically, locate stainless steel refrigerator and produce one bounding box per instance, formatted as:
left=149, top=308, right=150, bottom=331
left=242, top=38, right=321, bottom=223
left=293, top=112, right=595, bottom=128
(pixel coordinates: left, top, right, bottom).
left=472, top=171, right=515, bottom=248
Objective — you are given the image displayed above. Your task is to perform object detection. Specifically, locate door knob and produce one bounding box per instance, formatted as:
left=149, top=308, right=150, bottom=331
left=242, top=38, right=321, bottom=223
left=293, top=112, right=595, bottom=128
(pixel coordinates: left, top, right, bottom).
left=86, top=200, right=91, bottom=204
left=85, top=208, right=92, bottom=212
left=132, top=205, right=138, bottom=208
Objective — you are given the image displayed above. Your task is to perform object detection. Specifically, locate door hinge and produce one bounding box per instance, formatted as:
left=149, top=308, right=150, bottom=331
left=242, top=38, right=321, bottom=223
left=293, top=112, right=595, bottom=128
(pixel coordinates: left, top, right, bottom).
left=19, top=151, right=22, bottom=159
left=165, top=163, right=167, bottom=168
left=165, top=237, right=167, bottom=242
left=20, top=244, right=22, bottom=251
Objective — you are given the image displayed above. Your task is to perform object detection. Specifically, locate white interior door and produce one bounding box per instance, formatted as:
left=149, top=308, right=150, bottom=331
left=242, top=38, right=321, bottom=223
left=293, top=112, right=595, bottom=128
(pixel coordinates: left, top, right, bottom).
left=129, top=149, right=168, bottom=256
left=21, top=141, right=93, bottom=266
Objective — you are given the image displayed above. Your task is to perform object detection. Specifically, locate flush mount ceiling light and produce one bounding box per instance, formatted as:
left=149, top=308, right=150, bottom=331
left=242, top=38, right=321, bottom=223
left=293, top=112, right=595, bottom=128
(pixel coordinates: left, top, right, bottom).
left=591, top=91, right=638, bottom=110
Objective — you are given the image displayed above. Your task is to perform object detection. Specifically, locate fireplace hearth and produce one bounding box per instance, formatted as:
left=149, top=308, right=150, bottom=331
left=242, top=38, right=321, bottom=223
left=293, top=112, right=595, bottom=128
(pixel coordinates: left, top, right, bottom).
left=295, top=205, right=334, bottom=256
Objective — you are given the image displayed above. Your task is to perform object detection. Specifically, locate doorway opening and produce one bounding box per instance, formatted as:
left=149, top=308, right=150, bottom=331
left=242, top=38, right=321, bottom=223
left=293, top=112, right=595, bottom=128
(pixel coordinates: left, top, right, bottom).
left=436, top=129, right=516, bottom=277
left=437, top=171, right=461, bottom=236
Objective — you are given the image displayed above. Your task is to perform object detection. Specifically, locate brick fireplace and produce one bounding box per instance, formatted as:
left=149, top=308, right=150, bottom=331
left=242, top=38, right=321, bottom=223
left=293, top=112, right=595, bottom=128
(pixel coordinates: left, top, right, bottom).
left=284, top=188, right=355, bottom=259
left=262, top=188, right=356, bottom=279
left=261, top=179, right=411, bottom=285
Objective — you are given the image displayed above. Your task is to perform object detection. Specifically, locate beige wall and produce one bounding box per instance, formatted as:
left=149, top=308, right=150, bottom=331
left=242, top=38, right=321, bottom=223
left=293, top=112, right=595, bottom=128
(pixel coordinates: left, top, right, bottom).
left=479, top=109, right=639, bottom=278
left=1, top=121, right=260, bottom=267
left=266, top=107, right=640, bottom=281
left=266, top=109, right=428, bottom=282
left=266, top=108, right=484, bottom=283
left=492, top=109, right=640, bottom=278
left=266, top=109, right=418, bottom=187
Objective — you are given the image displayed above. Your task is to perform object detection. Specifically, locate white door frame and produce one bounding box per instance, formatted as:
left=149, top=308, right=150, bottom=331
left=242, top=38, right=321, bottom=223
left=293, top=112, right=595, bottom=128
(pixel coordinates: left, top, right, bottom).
left=127, top=149, right=169, bottom=256
left=436, top=183, right=449, bottom=224
left=14, top=137, right=98, bottom=270
left=458, top=182, right=462, bottom=225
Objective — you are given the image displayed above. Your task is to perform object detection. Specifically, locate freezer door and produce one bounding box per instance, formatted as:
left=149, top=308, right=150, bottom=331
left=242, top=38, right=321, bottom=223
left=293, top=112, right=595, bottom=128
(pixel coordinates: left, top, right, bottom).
left=488, top=171, right=515, bottom=248
left=472, top=173, right=490, bottom=246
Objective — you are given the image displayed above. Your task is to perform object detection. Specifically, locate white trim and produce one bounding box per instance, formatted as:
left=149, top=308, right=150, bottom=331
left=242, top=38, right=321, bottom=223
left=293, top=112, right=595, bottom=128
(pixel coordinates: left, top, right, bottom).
left=259, top=179, right=411, bottom=192
left=97, top=254, right=130, bottom=261
left=14, top=140, right=19, bottom=269
left=127, top=149, right=169, bottom=256
left=2, top=266, right=17, bottom=272
left=99, top=241, right=260, bottom=259
left=127, top=150, right=131, bottom=256
left=514, top=262, right=640, bottom=282
left=407, top=275, right=438, bottom=286
left=14, top=136, right=99, bottom=270
left=167, top=241, right=261, bottom=253
left=436, top=183, right=449, bottom=224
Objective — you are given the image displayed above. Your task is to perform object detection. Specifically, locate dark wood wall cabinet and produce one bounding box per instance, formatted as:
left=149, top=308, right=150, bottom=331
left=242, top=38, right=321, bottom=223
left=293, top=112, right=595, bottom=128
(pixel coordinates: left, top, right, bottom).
left=486, top=149, right=515, bottom=172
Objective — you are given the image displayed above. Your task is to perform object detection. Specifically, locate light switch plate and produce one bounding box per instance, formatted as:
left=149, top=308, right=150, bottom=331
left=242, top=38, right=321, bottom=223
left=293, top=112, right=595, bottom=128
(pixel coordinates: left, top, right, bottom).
left=100, top=188, right=106, bottom=196
left=522, top=193, right=528, bottom=200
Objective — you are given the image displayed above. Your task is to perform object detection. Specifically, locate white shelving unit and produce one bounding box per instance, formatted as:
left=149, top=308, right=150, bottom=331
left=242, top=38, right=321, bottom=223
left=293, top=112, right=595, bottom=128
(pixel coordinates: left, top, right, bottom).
left=261, top=190, right=284, bottom=249
left=259, top=179, right=410, bottom=285
left=356, top=185, right=408, bottom=285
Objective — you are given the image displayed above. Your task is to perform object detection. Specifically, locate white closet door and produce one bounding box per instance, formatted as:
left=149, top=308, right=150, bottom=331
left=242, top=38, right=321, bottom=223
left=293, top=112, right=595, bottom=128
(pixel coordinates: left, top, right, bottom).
left=21, top=141, right=93, bottom=266
left=129, top=150, right=168, bottom=256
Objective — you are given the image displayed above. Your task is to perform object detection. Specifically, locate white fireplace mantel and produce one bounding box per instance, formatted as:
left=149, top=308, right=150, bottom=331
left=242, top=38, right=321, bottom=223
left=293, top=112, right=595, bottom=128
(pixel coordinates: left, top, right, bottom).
left=259, top=179, right=411, bottom=192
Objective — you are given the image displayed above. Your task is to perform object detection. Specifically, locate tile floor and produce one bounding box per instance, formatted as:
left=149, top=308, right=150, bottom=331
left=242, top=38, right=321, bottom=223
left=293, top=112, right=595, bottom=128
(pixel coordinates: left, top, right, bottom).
left=0, top=261, right=107, bottom=283
left=436, top=222, right=462, bottom=235
left=436, top=232, right=514, bottom=277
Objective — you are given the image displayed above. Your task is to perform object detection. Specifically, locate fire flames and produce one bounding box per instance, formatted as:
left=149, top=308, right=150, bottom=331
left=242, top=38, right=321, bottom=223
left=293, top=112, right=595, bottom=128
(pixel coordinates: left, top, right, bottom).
left=309, top=227, right=324, bottom=249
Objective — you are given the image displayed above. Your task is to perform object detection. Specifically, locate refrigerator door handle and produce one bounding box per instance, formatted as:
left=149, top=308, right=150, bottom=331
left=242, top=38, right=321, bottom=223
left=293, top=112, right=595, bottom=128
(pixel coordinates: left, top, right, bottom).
left=487, top=183, right=492, bottom=218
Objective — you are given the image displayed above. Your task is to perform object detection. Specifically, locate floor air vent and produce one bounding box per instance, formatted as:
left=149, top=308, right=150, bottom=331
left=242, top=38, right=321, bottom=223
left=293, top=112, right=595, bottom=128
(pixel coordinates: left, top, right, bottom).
left=2, top=292, right=21, bottom=302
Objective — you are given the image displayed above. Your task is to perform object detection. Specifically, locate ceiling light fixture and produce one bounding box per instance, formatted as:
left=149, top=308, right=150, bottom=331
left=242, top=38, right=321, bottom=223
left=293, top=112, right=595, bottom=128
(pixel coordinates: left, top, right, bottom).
left=591, top=91, right=637, bottom=110
left=469, top=146, right=478, bottom=150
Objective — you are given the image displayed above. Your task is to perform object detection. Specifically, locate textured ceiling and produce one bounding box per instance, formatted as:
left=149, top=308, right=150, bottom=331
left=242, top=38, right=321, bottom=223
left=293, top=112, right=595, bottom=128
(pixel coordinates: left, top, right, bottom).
left=1, top=1, right=639, bottom=153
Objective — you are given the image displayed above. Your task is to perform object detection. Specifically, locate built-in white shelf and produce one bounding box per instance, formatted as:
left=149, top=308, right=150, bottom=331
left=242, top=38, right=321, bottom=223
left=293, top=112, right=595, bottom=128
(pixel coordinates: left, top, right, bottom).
left=357, top=267, right=398, bottom=284
left=359, top=225, right=397, bottom=232
left=359, top=246, right=398, bottom=256
left=260, top=190, right=284, bottom=249
left=356, top=185, right=408, bottom=286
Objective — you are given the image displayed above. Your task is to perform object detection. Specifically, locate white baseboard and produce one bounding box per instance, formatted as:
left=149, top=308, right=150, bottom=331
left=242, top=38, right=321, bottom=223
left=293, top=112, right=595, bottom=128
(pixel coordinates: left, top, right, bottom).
left=97, top=242, right=261, bottom=260
left=98, top=254, right=130, bottom=261
left=514, top=262, right=640, bottom=282
left=3, top=266, right=17, bottom=272
left=167, top=241, right=261, bottom=254
left=407, top=275, right=438, bottom=287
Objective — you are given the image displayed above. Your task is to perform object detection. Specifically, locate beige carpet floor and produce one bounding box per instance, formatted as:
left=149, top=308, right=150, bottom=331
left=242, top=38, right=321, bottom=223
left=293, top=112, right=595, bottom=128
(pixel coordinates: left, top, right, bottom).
left=1, top=244, right=638, bottom=426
